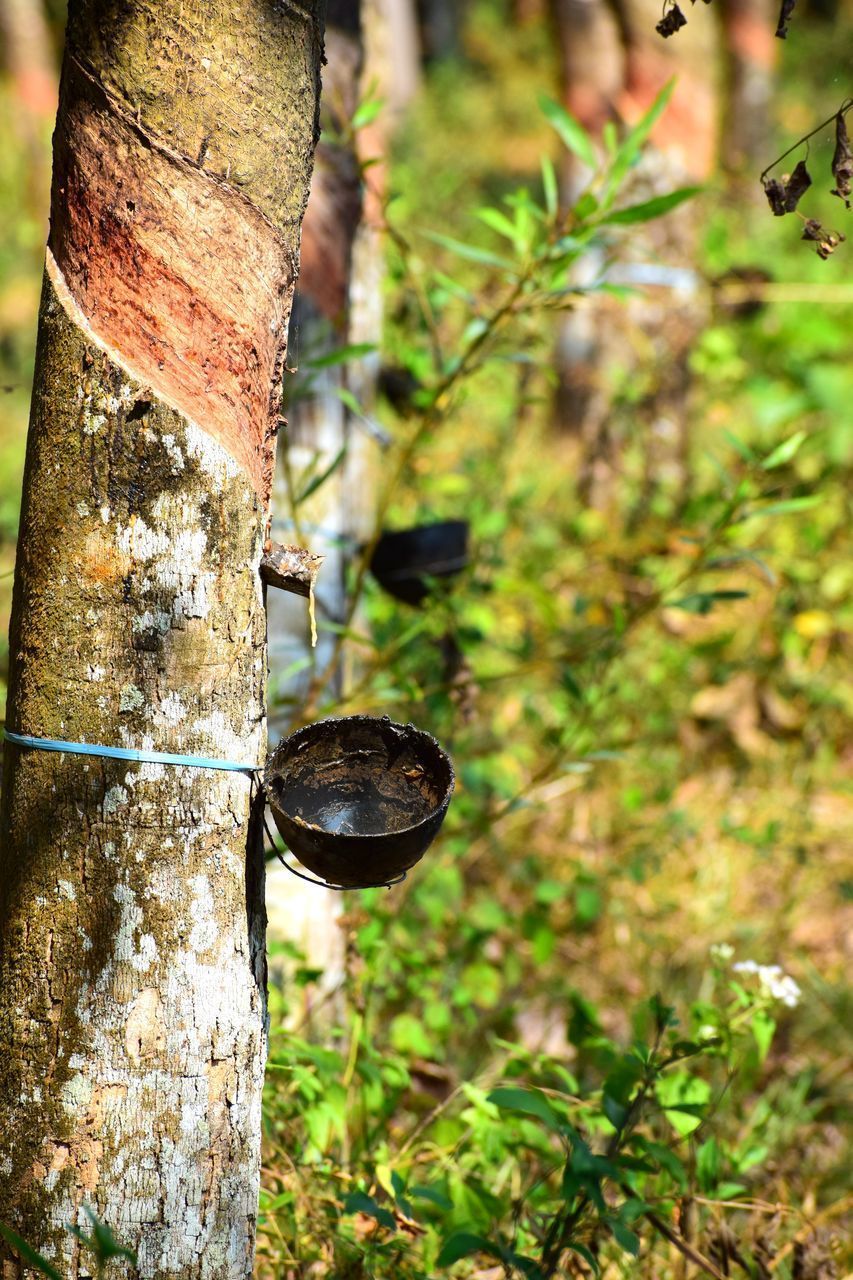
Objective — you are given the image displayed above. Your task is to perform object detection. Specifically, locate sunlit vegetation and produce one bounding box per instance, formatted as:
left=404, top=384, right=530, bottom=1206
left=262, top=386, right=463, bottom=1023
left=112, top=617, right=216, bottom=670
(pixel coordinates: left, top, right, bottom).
left=0, top=1, right=849, bottom=1276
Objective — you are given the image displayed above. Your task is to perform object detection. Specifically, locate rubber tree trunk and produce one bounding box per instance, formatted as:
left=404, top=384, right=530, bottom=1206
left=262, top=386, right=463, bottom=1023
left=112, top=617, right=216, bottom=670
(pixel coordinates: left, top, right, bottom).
left=0, top=2, right=324, bottom=1277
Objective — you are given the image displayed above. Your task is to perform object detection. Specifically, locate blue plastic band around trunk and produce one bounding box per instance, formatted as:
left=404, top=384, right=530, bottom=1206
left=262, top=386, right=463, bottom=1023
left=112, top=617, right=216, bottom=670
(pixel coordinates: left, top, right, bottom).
left=3, top=729, right=262, bottom=773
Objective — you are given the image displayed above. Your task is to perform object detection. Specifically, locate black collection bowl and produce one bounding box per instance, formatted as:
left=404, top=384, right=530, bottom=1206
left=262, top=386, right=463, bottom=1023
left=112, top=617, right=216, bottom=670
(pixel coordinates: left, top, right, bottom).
left=265, top=715, right=455, bottom=889
left=369, top=520, right=469, bottom=605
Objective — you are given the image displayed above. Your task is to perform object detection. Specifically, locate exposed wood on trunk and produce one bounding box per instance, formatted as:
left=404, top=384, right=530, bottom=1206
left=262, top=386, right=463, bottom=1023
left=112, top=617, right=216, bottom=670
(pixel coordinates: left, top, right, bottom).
left=0, top=1, right=325, bottom=1275
left=49, top=59, right=295, bottom=500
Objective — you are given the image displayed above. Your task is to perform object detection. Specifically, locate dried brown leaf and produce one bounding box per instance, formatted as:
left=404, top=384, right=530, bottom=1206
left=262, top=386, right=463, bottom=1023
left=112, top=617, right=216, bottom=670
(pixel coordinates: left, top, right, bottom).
left=784, top=159, right=812, bottom=210
left=763, top=160, right=811, bottom=214
left=763, top=177, right=788, bottom=216
left=775, top=0, right=796, bottom=37
left=656, top=4, right=688, bottom=37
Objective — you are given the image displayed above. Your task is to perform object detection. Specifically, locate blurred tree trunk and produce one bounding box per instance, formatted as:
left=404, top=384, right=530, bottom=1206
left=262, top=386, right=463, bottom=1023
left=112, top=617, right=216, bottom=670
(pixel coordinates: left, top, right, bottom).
left=0, top=0, right=58, bottom=214
left=0, top=1, right=323, bottom=1276
left=512, top=0, right=548, bottom=23
left=550, top=0, right=624, bottom=464
left=379, top=0, right=422, bottom=114
left=266, top=0, right=387, bottom=1022
left=418, top=0, right=462, bottom=60
left=0, top=0, right=56, bottom=117
left=549, top=0, right=717, bottom=514
left=719, top=0, right=777, bottom=175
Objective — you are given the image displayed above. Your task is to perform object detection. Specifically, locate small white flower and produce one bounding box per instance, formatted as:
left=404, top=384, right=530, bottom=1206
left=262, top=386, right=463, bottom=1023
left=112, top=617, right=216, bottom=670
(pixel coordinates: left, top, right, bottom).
left=733, top=960, right=801, bottom=1009
left=711, top=943, right=735, bottom=965
left=763, top=971, right=802, bottom=1008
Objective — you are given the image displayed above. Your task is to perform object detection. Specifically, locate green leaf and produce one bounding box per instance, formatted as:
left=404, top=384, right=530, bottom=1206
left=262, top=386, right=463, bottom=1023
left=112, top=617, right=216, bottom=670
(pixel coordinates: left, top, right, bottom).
left=722, top=429, right=757, bottom=462
left=270, top=655, right=312, bottom=694
left=567, top=1240, right=601, bottom=1273
left=762, top=430, right=808, bottom=470
left=505, top=1250, right=546, bottom=1278
left=603, top=1092, right=629, bottom=1129
left=422, top=230, right=516, bottom=270
left=296, top=445, right=347, bottom=504
left=717, top=1181, right=748, bottom=1199
left=667, top=1038, right=720, bottom=1061
left=476, top=206, right=520, bottom=243
left=632, top=1137, right=688, bottom=1189
left=610, top=1219, right=641, bottom=1257
left=487, top=1086, right=564, bottom=1134
left=561, top=667, right=583, bottom=701
left=601, top=186, right=700, bottom=225
left=436, top=1231, right=501, bottom=1266
left=596, top=282, right=636, bottom=299
left=305, top=342, right=376, bottom=369
left=410, top=1184, right=453, bottom=1211
left=573, top=191, right=599, bottom=221
left=604, top=1054, right=645, bottom=1106
left=669, top=590, right=749, bottom=615
left=656, top=1073, right=711, bottom=1136
left=574, top=884, right=602, bottom=925
left=389, top=1012, right=435, bottom=1057
left=752, top=1009, right=776, bottom=1062
left=696, top=1137, right=721, bottom=1192
left=82, top=1207, right=137, bottom=1264
left=541, top=155, right=558, bottom=218
left=747, top=495, right=822, bottom=518
left=66, top=1220, right=137, bottom=1268
left=0, top=1224, right=64, bottom=1280
left=434, top=275, right=476, bottom=306
left=343, top=1191, right=396, bottom=1232
left=351, top=97, right=383, bottom=130
left=335, top=386, right=363, bottom=415
left=620, top=1197, right=651, bottom=1223
left=604, top=80, right=675, bottom=199
left=539, top=95, right=597, bottom=169
left=706, top=551, right=777, bottom=586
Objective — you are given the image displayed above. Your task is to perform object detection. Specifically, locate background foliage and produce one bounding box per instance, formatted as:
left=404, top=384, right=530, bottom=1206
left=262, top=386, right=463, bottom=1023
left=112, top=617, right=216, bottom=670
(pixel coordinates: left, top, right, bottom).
left=0, top=1, right=850, bottom=1277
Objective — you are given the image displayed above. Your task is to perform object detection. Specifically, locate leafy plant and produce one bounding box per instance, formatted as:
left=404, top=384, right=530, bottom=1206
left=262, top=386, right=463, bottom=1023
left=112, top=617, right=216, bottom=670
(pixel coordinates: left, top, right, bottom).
left=0, top=1209, right=136, bottom=1279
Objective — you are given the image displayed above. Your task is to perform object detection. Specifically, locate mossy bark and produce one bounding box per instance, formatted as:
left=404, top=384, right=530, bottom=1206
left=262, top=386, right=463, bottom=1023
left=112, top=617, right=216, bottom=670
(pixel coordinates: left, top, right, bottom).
left=0, top=2, right=325, bottom=1276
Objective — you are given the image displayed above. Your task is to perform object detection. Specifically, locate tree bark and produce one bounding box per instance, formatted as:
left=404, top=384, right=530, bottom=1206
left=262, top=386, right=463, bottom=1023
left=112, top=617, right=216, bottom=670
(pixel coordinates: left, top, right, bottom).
left=0, top=2, right=324, bottom=1277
